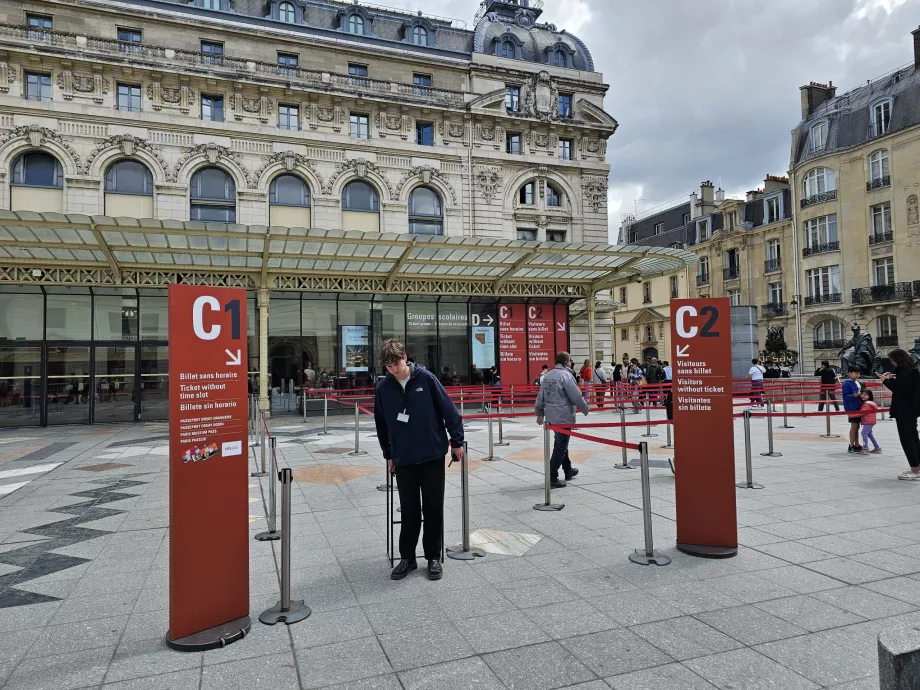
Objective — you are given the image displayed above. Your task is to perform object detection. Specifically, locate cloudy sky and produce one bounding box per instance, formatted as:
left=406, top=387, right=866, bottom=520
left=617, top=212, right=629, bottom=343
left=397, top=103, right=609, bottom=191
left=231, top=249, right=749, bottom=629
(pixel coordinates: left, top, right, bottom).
left=385, top=0, right=916, bottom=239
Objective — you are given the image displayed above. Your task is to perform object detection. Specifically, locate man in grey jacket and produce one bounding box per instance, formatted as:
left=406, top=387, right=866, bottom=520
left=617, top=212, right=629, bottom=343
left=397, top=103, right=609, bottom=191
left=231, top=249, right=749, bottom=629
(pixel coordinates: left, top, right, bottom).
left=536, top=352, right=590, bottom=488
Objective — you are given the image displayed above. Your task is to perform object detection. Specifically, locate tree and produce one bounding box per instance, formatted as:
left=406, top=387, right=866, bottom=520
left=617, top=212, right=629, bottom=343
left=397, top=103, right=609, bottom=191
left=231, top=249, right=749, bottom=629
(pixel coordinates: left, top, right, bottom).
left=761, top=326, right=798, bottom=368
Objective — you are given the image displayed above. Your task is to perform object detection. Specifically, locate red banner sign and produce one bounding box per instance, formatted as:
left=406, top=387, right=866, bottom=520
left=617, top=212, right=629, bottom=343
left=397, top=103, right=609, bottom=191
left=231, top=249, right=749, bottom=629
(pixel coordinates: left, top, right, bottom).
left=168, top=284, right=250, bottom=642
left=527, top=304, right=554, bottom=383
left=554, top=304, right=569, bottom=354
left=670, top=298, right=738, bottom=558
left=498, top=304, right=527, bottom=385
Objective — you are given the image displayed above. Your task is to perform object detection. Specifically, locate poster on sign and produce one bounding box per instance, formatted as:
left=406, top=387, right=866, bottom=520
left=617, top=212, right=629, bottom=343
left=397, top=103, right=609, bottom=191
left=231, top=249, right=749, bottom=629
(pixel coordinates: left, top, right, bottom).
left=167, top=284, right=250, bottom=650
left=670, top=298, right=738, bottom=558
left=527, top=304, right=555, bottom=382
left=341, top=326, right=370, bottom=372
left=498, top=304, right=527, bottom=385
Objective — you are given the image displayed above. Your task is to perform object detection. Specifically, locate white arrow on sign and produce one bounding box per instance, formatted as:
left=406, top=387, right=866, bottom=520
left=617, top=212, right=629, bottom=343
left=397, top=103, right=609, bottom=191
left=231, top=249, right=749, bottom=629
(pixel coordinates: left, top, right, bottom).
left=484, top=315, right=494, bottom=326
left=676, top=344, right=690, bottom=358
left=225, top=349, right=242, bottom=366
left=557, top=322, right=566, bottom=332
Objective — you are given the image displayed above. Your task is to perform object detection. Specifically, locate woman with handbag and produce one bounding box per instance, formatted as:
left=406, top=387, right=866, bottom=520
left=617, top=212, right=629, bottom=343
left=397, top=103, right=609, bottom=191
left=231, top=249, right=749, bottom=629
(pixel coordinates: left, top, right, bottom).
left=592, top=360, right=608, bottom=410
left=580, top=359, right=593, bottom=405
left=880, top=349, right=920, bottom=480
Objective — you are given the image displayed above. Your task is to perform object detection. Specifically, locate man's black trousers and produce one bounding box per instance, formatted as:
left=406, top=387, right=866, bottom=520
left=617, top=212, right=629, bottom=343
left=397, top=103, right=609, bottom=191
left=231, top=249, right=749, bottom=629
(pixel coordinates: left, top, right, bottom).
left=394, top=458, right=444, bottom=561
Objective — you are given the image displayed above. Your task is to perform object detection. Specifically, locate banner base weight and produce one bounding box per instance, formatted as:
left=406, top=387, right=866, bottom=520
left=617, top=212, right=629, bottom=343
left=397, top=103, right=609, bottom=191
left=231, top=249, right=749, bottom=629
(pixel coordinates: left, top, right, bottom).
left=166, top=616, right=250, bottom=652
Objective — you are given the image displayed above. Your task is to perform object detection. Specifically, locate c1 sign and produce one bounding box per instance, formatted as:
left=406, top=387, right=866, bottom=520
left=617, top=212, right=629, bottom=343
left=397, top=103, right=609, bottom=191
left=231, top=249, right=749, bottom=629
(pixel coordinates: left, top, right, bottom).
left=167, top=284, right=250, bottom=650
left=670, top=298, right=738, bottom=558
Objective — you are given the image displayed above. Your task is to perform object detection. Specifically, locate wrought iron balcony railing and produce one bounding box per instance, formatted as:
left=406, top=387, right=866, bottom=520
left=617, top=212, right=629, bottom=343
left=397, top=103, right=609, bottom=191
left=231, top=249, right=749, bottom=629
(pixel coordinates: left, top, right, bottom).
left=876, top=335, right=899, bottom=348
left=761, top=303, right=789, bottom=318
left=723, top=266, right=741, bottom=281
left=800, top=189, right=838, bottom=208
left=804, top=293, right=842, bottom=306
left=764, top=258, right=781, bottom=273
left=814, top=339, right=847, bottom=350
left=696, top=273, right=710, bottom=286
left=869, top=231, right=893, bottom=245
left=867, top=176, right=891, bottom=192
left=851, top=283, right=913, bottom=304
left=915, top=280, right=920, bottom=299
left=802, top=241, right=839, bottom=257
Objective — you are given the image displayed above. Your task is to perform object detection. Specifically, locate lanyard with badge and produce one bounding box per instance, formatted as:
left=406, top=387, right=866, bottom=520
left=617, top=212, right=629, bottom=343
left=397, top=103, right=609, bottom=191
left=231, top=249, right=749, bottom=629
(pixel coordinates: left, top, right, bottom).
left=397, top=375, right=411, bottom=424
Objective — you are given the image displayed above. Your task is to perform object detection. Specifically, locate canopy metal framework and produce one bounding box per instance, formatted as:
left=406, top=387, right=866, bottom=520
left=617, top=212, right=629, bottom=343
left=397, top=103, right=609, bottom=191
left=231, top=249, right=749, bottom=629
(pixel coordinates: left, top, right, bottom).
left=0, top=212, right=697, bottom=297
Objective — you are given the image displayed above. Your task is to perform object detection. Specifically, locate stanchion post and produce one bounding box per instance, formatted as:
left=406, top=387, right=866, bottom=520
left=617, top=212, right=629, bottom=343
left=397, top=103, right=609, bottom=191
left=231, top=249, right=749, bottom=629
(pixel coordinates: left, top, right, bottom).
left=821, top=408, right=840, bottom=439
left=255, top=436, right=281, bottom=541
left=534, top=424, right=564, bottom=511
left=661, top=421, right=673, bottom=449
left=737, top=410, right=764, bottom=489
left=495, top=397, right=509, bottom=447
left=615, top=406, right=634, bottom=470
left=251, top=413, right=268, bottom=477
left=629, top=442, right=671, bottom=566
left=319, top=394, right=330, bottom=435
left=781, top=385, right=794, bottom=428
left=761, top=409, right=782, bottom=457
left=447, top=442, right=486, bottom=560
left=259, top=468, right=311, bottom=625
left=879, top=385, right=890, bottom=421
left=349, top=403, right=368, bottom=456
left=641, top=404, right=657, bottom=437
left=460, top=388, right=464, bottom=418
left=483, top=415, right=499, bottom=462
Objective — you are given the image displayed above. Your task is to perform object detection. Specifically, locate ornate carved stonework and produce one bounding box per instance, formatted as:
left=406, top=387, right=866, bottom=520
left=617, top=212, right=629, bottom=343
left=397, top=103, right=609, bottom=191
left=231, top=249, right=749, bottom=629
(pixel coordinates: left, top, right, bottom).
left=308, top=104, right=345, bottom=132
left=82, top=134, right=169, bottom=177
left=394, top=166, right=458, bottom=205
left=374, top=113, right=408, bottom=139
left=449, top=123, right=464, bottom=138
left=58, top=71, right=109, bottom=103
left=479, top=126, right=495, bottom=141
left=582, top=175, right=608, bottom=213
left=520, top=71, right=559, bottom=122
left=323, top=158, right=393, bottom=198
left=474, top=167, right=502, bottom=203
left=870, top=245, right=893, bottom=257
left=171, top=143, right=253, bottom=188
left=230, top=93, right=273, bottom=123
left=514, top=8, right=536, bottom=28
left=252, top=150, right=321, bottom=187
left=908, top=194, right=919, bottom=226
left=0, top=61, right=15, bottom=93
left=147, top=83, right=195, bottom=114
left=0, top=125, right=82, bottom=172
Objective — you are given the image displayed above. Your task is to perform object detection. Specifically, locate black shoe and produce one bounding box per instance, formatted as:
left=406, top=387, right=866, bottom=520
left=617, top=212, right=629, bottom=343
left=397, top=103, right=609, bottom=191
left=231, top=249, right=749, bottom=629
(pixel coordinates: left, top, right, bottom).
left=427, top=559, right=442, bottom=580
left=565, top=468, right=579, bottom=481
left=551, top=477, right=567, bottom=488
left=390, top=559, right=417, bottom=580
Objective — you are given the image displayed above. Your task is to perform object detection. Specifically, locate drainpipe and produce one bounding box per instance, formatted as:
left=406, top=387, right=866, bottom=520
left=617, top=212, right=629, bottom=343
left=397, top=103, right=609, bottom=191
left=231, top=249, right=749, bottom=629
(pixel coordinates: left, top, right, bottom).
left=465, top=114, right=475, bottom=238
left=789, top=168, right=804, bottom=375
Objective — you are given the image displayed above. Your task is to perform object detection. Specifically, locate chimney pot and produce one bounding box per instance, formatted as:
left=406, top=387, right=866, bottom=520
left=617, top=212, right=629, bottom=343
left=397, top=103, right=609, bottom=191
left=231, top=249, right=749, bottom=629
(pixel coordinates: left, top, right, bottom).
left=913, top=26, right=920, bottom=70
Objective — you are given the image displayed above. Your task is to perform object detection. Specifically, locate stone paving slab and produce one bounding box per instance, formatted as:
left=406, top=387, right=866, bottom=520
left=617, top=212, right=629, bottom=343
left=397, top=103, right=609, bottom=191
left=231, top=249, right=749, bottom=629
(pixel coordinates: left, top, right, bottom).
left=1, top=410, right=918, bottom=688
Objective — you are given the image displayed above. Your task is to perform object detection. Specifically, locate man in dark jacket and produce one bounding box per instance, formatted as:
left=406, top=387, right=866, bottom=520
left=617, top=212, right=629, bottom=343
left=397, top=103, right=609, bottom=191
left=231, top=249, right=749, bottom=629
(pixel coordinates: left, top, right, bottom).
left=814, top=361, right=840, bottom=412
left=374, top=339, right=463, bottom=581
left=881, top=348, right=920, bottom=480
left=471, top=364, right=485, bottom=385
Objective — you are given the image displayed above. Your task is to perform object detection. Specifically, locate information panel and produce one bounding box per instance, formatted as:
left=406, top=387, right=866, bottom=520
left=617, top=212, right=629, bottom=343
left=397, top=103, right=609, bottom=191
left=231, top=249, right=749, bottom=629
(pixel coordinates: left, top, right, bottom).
left=527, top=304, right=554, bottom=383
left=670, top=298, right=738, bottom=558
left=498, top=304, right=527, bottom=385
left=168, top=284, right=250, bottom=644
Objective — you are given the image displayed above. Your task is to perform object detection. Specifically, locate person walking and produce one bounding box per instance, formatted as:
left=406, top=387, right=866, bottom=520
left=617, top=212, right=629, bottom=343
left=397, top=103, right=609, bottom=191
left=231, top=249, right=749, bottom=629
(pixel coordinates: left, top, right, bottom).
left=815, top=360, right=840, bottom=412
left=628, top=359, right=644, bottom=413
left=374, top=339, right=464, bottom=581
left=644, top=357, right=665, bottom=407
left=579, top=359, right=593, bottom=405
left=662, top=360, right=672, bottom=382
left=748, top=358, right=766, bottom=409
left=842, top=366, right=865, bottom=453
left=880, top=349, right=920, bottom=479
left=857, top=389, right=881, bottom=455
left=592, top=360, right=608, bottom=410
left=535, top=352, right=589, bottom=488
left=534, top=364, right=550, bottom=386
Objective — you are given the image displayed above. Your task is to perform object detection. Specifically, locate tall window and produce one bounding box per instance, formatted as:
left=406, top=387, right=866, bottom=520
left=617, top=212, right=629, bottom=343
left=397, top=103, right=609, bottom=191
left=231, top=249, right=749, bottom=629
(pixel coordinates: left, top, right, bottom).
left=551, top=49, right=566, bottom=67
left=872, top=99, right=891, bottom=137
left=878, top=315, right=897, bottom=339
left=669, top=275, right=678, bottom=299
left=769, top=282, right=783, bottom=305
left=872, top=257, right=894, bottom=286
left=806, top=265, right=840, bottom=299
left=278, top=1, right=295, bottom=23
left=506, top=132, right=521, bottom=155
left=201, top=41, right=224, bottom=66
left=558, top=138, right=573, bottom=160
left=727, top=289, right=742, bottom=306
left=619, top=287, right=627, bottom=305
left=505, top=86, right=520, bottom=111
left=269, top=174, right=310, bottom=207
left=767, top=239, right=781, bottom=261
left=643, top=282, right=652, bottom=303
left=412, top=25, right=427, bottom=46
left=810, top=121, right=827, bottom=151
left=815, top=320, right=844, bottom=344
left=349, top=113, right=369, bottom=139
left=682, top=212, right=691, bottom=226
left=348, top=64, right=368, bottom=87
left=26, top=14, right=52, bottom=41
left=621, top=328, right=628, bottom=341
left=117, top=84, right=142, bottom=112
left=117, top=27, right=142, bottom=53
left=201, top=94, right=224, bottom=122
left=348, top=14, right=364, bottom=34
left=518, top=182, right=534, bottom=205
left=516, top=229, right=536, bottom=241
left=408, top=187, right=442, bottom=235
left=869, top=150, right=889, bottom=184
left=698, top=256, right=709, bottom=278
left=803, top=167, right=835, bottom=197
left=558, top=94, right=573, bottom=118
left=342, top=180, right=378, bottom=212
left=871, top=202, right=892, bottom=239
left=190, top=167, right=236, bottom=222
left=765, top=195, right=781, bottom=223
left=278, top=104, right=299, bottom=131
left=11, top=152, right=63, bottom=187
left=277, top=53, right=298, bottom=77
left=695, top=218, right=710, bottom=243
left=415, top=121, right=433, bottom=146
left=654, top=222, right=664, bottom=235
left=24, top=72, right=51, bottom=102
left=805, top=214, right=838, bottom=247
left=499, top=40, right=515, bottom=58
left=546, top=183, right=562, bottom=208
left=105, top=160, right=153, bottom=195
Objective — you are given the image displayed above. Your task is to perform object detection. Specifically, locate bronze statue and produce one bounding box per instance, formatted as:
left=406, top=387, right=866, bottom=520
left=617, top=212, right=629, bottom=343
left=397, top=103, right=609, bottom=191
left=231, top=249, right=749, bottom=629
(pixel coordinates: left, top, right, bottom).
left=839, top=323, right=877, bottom=377
left=910, top=337, right=920, bottom=374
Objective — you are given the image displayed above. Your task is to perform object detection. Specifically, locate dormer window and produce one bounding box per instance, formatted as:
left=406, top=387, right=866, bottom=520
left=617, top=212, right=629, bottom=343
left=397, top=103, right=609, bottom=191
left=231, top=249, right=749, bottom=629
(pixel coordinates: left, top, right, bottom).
left=412, top=25, right=427, bottom=45
left=870, top=98, right=892, bottom=138
left=500, top=40, right=515, bottom=58
left=349, top=14, right=364, bottom=34
left=278, top=1, right=294, bottom=23
left=543, top=42, right=576, bottom=69
left=194, top=0, right=230, bottom=10
left=695, top=218, right=710, bottom=243
left=810, top=121, right=827, bottom=152
left=764, top=194, right=783, bottom=224
left=551, top=50, right=566, bottom=66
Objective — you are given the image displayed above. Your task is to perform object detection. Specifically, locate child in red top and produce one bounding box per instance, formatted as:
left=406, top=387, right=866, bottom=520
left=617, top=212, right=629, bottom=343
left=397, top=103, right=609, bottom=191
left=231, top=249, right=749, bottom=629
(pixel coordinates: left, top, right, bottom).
left=858, top=389, right=882, bottom=455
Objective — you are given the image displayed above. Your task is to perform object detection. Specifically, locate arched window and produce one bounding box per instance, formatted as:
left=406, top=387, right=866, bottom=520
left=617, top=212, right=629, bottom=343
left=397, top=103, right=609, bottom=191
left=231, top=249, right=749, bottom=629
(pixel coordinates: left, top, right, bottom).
left=342, top=180, right=378, bottom=212
left=814, top=320, right=844, bottom=345
left=11, top=151, right=63, bottom=188
left=279, top=1, right=295, bottom=23
left=499, top=40, right=515, bottom=59
left=104, top=160, right=153, bottom=195
left=190, top=166, right=236, bottom=222
left=869, top=149, right=889, bottom=185
left=348, top=14, right=364, bottom=34
left=518, top=182, right=534, bottom=205
left=551, top=50, right=566, bottom=67
left=412, top=25, right=427, bottom=46
left=270, top=174, right=310, bottom=207
left=803, top=167, right=835, bottom=197
left=408, top=186, right=442, bottom=235
left=546, top=183, right=563, bottom=208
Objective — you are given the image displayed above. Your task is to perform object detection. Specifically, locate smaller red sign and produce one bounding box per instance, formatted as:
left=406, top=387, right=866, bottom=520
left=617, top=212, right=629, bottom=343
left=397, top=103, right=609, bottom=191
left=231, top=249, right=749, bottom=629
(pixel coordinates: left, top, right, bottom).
left=527, top=304, right=555, bottom=382
left=498, top=304, right=527, bottom=386
left=554, top=304, right=569, bottom=353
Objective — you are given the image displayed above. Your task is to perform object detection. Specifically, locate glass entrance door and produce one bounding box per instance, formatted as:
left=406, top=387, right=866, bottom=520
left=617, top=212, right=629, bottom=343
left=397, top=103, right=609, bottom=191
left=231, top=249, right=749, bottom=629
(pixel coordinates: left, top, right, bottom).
left=0, top=346, right=43, bottom=428
left=140, top=344, right=168, bottom=421
left=93, top=345, right=137, bottom=423
left=46, top=345, right=91, bottom=425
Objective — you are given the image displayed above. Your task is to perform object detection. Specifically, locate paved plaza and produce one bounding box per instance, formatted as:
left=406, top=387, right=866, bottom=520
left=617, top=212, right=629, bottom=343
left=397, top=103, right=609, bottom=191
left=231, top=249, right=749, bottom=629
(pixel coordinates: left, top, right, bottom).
left=1, top=406, right=919, bottom=689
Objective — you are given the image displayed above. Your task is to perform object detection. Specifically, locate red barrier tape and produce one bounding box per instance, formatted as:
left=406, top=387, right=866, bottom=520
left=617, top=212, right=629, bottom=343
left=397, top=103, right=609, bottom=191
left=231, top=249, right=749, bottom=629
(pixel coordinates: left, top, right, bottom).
left=546, top=424, right=641, bottom=451
left=736, top=409, right=889, bottom=419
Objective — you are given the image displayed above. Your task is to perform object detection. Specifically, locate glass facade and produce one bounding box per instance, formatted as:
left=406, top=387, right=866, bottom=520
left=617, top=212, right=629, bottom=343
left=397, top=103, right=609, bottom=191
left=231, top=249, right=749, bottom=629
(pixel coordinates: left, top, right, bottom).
left=0, top=288, right=568, bottom=426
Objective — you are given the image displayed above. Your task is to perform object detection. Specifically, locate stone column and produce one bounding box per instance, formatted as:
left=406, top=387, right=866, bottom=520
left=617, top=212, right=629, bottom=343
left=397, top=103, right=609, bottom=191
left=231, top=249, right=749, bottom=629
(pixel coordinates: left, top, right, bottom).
left=258, top=287, right=270, bottom=417
left=586, top=291, right=597, bottom=361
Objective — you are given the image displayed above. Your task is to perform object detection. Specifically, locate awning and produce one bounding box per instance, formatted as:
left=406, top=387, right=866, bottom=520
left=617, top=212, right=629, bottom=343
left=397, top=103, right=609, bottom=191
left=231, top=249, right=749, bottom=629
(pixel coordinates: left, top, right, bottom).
left=0, top=212, right=697, bottom=298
